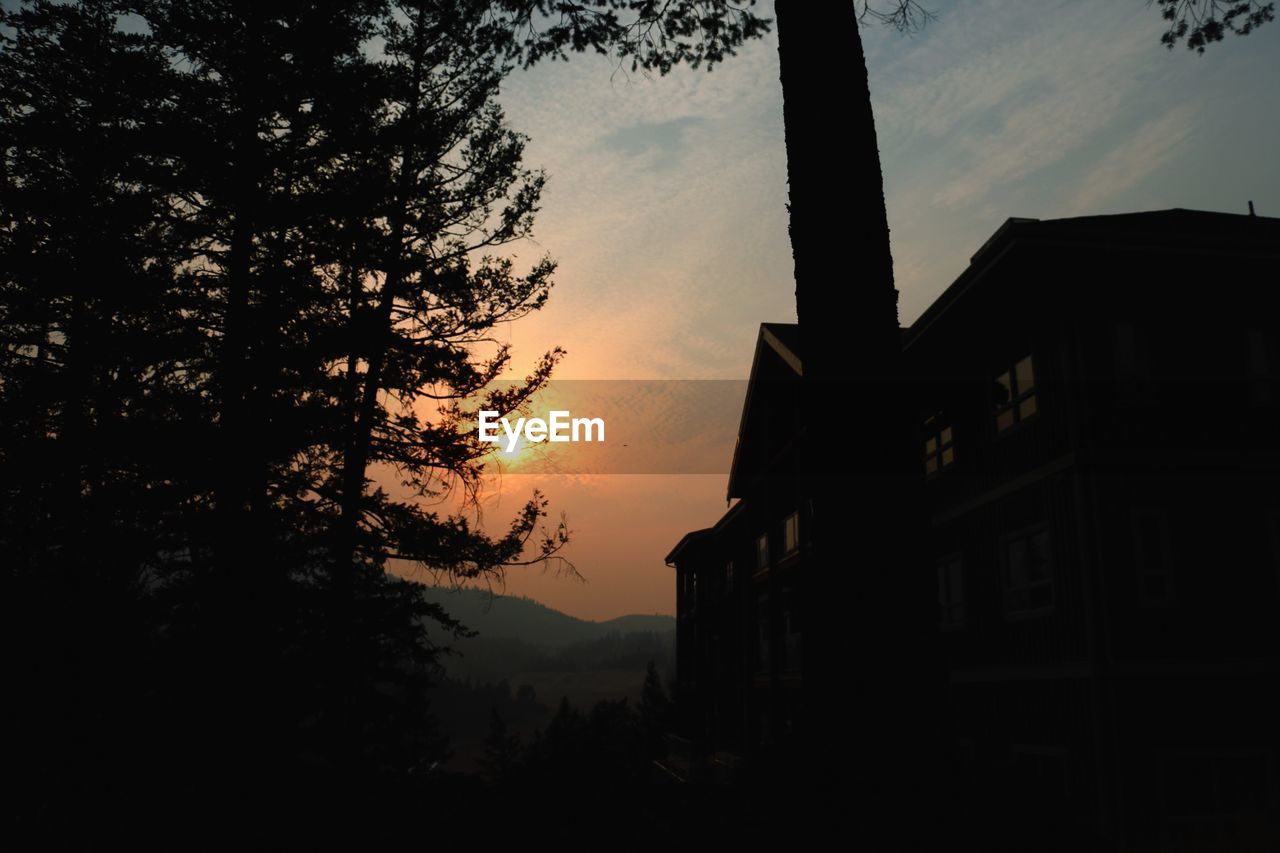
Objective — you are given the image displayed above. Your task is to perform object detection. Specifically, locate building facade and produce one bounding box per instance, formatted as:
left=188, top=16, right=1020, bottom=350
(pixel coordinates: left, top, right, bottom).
left=668, top=209, right=1280, bottom=849
left=666, top=323, right=807, bottom=774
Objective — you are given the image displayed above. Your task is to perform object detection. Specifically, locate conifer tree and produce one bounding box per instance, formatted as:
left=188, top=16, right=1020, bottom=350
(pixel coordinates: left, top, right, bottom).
left=479, top=706, right=523, bottom=781
left=0, top=0, right=769, bottom=794
left=638, top=659, right=671, bottom=760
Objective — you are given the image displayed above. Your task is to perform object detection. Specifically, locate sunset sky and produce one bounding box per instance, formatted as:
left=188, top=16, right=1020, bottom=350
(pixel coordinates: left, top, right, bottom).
left=393, top=0, right=1280, bottom=621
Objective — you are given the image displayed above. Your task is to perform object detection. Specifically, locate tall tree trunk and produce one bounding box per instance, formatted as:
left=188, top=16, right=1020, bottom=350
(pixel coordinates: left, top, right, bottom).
left=775, top=0, right=940, bottom=837
left=216, top=50, right=262, bottom=586
left=207, top=23, right=274, bottom=769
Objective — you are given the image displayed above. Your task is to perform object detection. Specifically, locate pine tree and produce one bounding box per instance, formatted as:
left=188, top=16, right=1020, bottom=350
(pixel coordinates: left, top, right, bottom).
left=638, top=659, right=671, bottom=761
left=479, top=706, right=523, bottom=781
left=0, top=0, right=554, bottom=787
left=1, top=0, right=774, bottom=807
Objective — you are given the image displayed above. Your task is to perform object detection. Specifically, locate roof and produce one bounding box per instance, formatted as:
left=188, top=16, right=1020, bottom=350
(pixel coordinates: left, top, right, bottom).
left=663, top=500, right=745, bottom=567
left=906, top=208, right=1280, bottom=348
left=726, top=322, right=801, bottom=500
left=759, top=322, right=801, bottom=372
left=664, top=527, right=714, bottom=566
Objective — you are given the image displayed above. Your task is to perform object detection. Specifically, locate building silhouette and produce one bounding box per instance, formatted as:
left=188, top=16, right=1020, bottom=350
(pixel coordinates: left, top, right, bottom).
left=667, top=209, right=1280, bottom=849
left=666, top=322, right=807, bottom=771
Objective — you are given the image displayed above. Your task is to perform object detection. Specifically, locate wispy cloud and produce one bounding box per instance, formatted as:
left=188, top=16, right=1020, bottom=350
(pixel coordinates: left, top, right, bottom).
left=599, top=116, right=703, bottom=169
left=873, top=3, right=1153, bottom=210
left=865, top=0, right=1277, bottom=320
left=1062, top=103, right=1199, bottom=214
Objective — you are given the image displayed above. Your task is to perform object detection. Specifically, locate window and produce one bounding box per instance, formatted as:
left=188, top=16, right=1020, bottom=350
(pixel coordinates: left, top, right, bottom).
left=923, top=413, right=955, bottom=475
left=995, top=355, right=1037, bottom=433
left=782, top=586, right=802, bottom=671
left=1247, top=329, right=1277, bottom=405
left=724, top=560, right=734, bottom=594
left=755, top=532, right=769, bottom=573
left=781, top=510, right=800, bottom=556
left=1134, top=508, right=1174, bottom=606
left=1002, top=525, right=1052, bottom=616
left=937, top=555, right=966, bottom=628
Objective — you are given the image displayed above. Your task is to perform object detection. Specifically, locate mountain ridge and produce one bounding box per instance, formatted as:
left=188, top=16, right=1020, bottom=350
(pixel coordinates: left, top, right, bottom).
left=418, top=585, right=674, bottom=649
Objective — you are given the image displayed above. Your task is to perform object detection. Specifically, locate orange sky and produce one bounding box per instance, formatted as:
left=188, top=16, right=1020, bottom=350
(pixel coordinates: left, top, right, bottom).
left=384, top=380, right=747, bottom=621
left=389, top=474, right=730, bottom=622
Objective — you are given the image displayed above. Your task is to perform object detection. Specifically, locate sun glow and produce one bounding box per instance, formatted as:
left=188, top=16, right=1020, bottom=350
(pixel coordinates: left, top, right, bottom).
left=495, top=431, right=531, bottom=462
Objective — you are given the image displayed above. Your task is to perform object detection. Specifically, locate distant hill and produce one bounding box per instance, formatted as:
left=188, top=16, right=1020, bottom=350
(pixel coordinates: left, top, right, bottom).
left=419, top=585, right=674, bottom=649
left=416, top=586, right=677, bottom=773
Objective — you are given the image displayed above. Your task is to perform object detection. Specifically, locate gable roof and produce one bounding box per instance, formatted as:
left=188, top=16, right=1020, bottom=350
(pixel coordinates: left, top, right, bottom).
left=759, top=322, right=801, bottom=374
left=726, top=322, right=801, bottom=500
left=664, top=527, right=714, bottom=566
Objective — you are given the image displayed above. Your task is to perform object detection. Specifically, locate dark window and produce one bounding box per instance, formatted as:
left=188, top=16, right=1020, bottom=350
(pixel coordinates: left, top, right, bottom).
left=755, top=532, right=769, bottom=572
left=725, top=560, right=734, bottom=594
left=1134, top=508, right=1174, bottom=606
left=781, top=511, right=800, bottom=556
left=995, top=355, right=1037, bottom=433
left=1003, top=525, right=1053, bottom=616
left=782, top=586, right=801, bottom=672
left=923, top=413, right=955, bottom=475
left=937, top=555, right=966, bottom=628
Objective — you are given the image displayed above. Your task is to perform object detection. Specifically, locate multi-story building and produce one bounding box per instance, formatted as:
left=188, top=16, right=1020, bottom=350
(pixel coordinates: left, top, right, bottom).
left=667, top=209, right=1280, bottom=848
left=666, top=323, right=807, bottom=771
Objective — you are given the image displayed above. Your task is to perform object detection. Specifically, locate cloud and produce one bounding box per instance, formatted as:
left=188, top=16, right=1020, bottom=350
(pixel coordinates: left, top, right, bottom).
left=599, top=116, right=703, bottom=169
left=1062, top=103, right=1200, bottom=214
left=493, top=27, right=791, bottom=379
left=885, top=5, right=1154, bottom=210
left=861, top=0, right=1279, bottom=321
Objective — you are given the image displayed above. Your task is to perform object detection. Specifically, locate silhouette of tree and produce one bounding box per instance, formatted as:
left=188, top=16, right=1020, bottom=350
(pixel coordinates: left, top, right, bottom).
left=638, top=659, right=671, bottom=760
left=479, top=706, right=523, bottom=780
left=1156, top=0, right=1275, bottom=52
left=532, top=695, right=587, bottom=779
left=482, top=0, right=770, bottom=72
left=0, top=0, right=714, bottom=795
left=0, top=0, right=209, bottom=793
left=1, top=0, right=773, bottom=778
